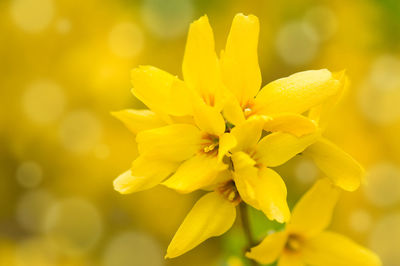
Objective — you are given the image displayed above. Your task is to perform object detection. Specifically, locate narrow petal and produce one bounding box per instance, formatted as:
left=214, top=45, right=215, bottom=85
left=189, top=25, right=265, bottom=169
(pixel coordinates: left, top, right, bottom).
left=233, top=168, right=259, bottom=209
left=303, top=231, right=382, bottom=266
left=113, top=156, right=178, bottom=194
left=288, top=178, right=340, bottom=237
left=166, top=192, right=236, bottom=258
left=254, top=69, right=341, bottom=115
left=233, top=164, right=290, bottom=222
left=222, top=94, right=246, bottom=126
left=111, top=109, right=166, bottom=134
left=278, top=253, right=305, bottom=266
left=255, top=167, right=291, bottom=223
left=246, top=231, right=288, bottom=264
left=231, top=151, right=256, bottom=170
left=182, top=15, right=225, bottom=110
left=256, top=131, right=320, bottom=167
left=263, top=113, right=317, bottom=137
left=137, top=124, right=201, bottom=162
left=218, top=133, right=237, bottom=161
left=308, top=70, right=348, bottom=128
left=221, top=13, right=261, bottom=107
left=231, top=116, right=267, bottom=152
left=192, top=100, right=226, bottom=136
left=163, top=154, right=228, bottom=193
left=131, top=66, right=192, bottom=116
left=304, top=138, right=364, bottom=191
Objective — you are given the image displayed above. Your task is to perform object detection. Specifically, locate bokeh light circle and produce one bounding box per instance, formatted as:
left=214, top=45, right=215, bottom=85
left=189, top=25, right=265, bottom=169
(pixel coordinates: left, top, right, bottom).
left=141, top=0, right=194, bottom=39
left=59, top=110, right=101, bottom=153
left=44, top=198, right=103, bottom=256
left=358, top=55, right=400, bottom=124
left=276, top=21, right=319, bottom=66
left=16, top=189, right=55, bottom=233
left=304, top=6, right=338, bottom=42
left=363, top=162, right=400, bottom=207
left=11, top=0, right=54, bottom=33
left=102, top=231, right=164, bottom=266
left=294, top=158, right=318, bottom=184
left=369, top=213, right=400, bottom=266
left=16, top=161, right=43, bottom=188
left=22, top=80, right=66, bottom=124
left=109, top=22, right=144, bottom=58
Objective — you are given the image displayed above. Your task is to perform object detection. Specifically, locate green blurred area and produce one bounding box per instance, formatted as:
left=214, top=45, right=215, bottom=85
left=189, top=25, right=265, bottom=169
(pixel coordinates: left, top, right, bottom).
left=1, top=0, right=400, bottom=265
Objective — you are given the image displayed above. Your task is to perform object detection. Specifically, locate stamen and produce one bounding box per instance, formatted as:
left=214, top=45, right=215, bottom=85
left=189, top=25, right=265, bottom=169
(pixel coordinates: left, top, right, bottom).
left=285, top=234, right=303, bottom=253
left=217, top=180, right=241, bottom=205
left=244, top=107, right=252, bottom=117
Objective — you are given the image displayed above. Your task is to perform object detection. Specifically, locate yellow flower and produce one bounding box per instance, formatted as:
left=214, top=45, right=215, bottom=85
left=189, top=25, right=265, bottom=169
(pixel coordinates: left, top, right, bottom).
left=111, top=13, right=362, bottom=259
left=246, top=178, right=382, bottom=266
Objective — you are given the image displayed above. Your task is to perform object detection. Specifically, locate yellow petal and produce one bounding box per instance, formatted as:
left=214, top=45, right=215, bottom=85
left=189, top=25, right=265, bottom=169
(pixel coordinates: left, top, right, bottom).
left=233, top=167, right=259, bottom=209
left=263, top=113, right=317, bottom=137
left=254, top=69, right=341, bottom=115
left=288, top=178, right=340, bottom=237
left=278, top=253, right=305, bottom=266
left=231, top=151, right=256, bottom=170
left=192, top=99, right=226, bottom=136
left=302, top=231, right=382, bottom=266
left=131, top=66, right=192, bottom=116
left=304, top=138, right=364, bottom=191
left=246, top=231, right=288, bottom=264
left=231, top=116, right=267, bottom=152
left=182, top=15, right=225, bottom=110
left=218, top=133, right=237, bottom=161
left=111, top=109, right=166, bottom=134
left=166, top=192, right=236, bottom=258
left=113, top=156, right=179, bottom=194
left=254, top=167, right=291, bottom=223
left=162, top=154, right=228, bottom=193
left=221, top=13, right=261, bottom=107
left=233, top=164, right=289, bottom=222
left=222, top=94, right=246, bottom=126
left=308, top=70, right=349, bottom=128
left=137, top=124, right=201, bottom=162
left=256, top=131, right=320, bottom=167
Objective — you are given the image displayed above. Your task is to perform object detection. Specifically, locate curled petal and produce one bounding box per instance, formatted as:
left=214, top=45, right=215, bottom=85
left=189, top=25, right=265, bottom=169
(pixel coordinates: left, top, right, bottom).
left=246, top=231, right=288, bottom=264
left=136, top=124, right=202, bottom=162
left=163, top=154, right=227, bottom=193
left=302, top=231, right=382, bottom=266
left=221, top=13, right=261, bottom=107
left=183, top=15, right=225, bottom=110
left=304, top=138, right=364, bottom=191
left=254, top=69, right=341, bottom=115
left=288, top=178, right=340, bottom=237
left=111, top=109, right=166, bottom=134
left=166, top=192, right=236, bottom=258
left=131, top=66, right=192, bottom=116
left=256, top=131, right=320, bottom=167
left=263, top=113, right=317, bottom=137
left=114, top=156, right=178, bottom=194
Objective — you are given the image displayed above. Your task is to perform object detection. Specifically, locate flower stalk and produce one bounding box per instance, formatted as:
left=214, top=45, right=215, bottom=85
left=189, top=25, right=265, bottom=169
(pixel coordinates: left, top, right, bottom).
left=239, top=203, right=260, bottom=266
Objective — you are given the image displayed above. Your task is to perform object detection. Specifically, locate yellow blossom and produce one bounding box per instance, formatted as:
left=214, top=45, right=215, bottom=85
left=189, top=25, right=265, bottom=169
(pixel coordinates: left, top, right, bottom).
left=246, top=178, right=382, bottom=266
left=112, top=12, right=361, bottom=259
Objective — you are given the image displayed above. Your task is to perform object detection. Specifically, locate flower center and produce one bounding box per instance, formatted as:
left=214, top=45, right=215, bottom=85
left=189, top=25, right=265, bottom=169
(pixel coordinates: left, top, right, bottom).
left=201, top=134, right=219, bottom=155
left=285, top=234, right=303, bottom=253
left=217, top=180, right=241, bottom=205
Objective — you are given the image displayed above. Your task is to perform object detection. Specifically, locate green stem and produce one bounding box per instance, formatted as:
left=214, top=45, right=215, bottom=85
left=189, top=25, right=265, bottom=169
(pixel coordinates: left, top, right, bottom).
left=239, top=203, right=260, bottom=266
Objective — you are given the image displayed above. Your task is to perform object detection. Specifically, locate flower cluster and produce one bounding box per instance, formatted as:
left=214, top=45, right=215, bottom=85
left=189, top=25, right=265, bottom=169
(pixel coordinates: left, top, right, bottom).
left=112, top=13, right=380, bottom=265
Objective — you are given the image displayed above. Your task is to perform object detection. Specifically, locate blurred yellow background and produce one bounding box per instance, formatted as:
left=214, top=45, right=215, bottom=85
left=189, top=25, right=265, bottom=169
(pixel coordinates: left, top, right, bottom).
left=1, top=0, right=400, bottom=265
